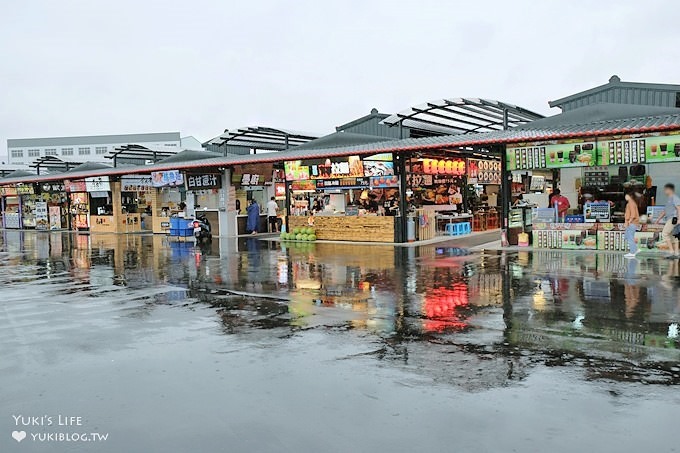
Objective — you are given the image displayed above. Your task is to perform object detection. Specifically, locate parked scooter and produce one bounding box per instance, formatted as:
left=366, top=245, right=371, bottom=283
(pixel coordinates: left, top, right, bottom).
left=193, top=213, right=212, bottom=244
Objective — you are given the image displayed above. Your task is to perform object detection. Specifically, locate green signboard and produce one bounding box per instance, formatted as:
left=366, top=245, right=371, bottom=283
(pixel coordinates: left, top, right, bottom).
left=506, top=140, right=596, bottom=171
left=598, top=132, right=680, bottom=165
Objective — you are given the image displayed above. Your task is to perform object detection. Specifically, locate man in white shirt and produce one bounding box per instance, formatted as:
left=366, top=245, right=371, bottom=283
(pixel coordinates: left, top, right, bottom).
left=267, top=197, right=280, bottom=233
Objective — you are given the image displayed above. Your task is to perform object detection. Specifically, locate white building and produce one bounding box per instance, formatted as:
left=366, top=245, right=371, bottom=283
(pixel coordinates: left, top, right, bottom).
left=6, top=132, right=183, bottom=165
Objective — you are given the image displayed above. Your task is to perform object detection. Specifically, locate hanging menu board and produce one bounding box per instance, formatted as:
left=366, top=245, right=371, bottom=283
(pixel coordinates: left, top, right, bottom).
left=599, top=138, right=646, bottom=165
left=507, top=146, right=547, bottom=170
left=598, top=132, right=680, bottom=165
left=468, top=159, right=501, bottom=184
left=507, top=141, right=596, bottom=170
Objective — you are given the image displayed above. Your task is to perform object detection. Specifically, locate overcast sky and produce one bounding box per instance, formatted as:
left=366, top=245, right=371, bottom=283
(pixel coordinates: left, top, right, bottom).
left=2, top=0, right=679, bottom=158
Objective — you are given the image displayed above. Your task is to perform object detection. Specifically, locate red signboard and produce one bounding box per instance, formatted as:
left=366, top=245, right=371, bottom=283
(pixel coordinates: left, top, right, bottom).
left=65, top=180, right=87, bottom=192
left=290, top=180, right=316, bottom=191
left=275, top=183, right=286, bottom=197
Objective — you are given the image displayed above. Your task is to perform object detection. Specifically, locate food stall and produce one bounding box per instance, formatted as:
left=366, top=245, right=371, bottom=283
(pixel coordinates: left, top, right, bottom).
left=407, top=155, right=488, bottom=239
left=17, top=184, right=37, bottom=229
left=505, top=131, right=678, bottom=252
left=87, top=176, right=118, bottom=234
left=150, top=170, right=186, bottom=234
left=66, top=180, right=90, bottom=231
left=38, top=181, right=68, bottom=230
left=231, top=164, right=273, bottom=234
left=1, top=185, right=21, bottom=229
left=185, top=171, right=223, bottom=235
left=121, top=175, right=154, bottom=232
left=284, top=155, right=397, bottom=242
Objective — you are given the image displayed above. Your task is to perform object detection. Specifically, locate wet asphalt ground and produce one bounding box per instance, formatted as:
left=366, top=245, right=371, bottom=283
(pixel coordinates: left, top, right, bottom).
left=1, top=231, right=679, bottom=453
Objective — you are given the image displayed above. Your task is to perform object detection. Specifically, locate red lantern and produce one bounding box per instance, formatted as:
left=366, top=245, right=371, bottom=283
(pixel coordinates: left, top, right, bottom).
left=423, top=159, right=432, bottom=174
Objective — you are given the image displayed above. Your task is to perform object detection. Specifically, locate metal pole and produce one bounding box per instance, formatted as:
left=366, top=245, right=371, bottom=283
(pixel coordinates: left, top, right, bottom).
left=397, top=153, right=408, bottom=243
left=503, top=109, right=509, bottom=130
left=500, top=144, right=511, bottom=231
left=399, top=120, right=404, bottom=139
left=284, top=181, right=291, bottom=233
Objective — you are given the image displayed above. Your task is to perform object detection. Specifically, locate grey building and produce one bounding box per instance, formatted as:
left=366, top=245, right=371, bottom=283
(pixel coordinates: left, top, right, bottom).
left=550, top=75, right=680, bottom=112
left=7, top=132, right=182, bottom=165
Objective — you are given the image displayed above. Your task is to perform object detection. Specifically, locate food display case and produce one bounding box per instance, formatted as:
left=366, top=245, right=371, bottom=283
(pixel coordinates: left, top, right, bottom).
left=507, top=206, right=533, bottom=245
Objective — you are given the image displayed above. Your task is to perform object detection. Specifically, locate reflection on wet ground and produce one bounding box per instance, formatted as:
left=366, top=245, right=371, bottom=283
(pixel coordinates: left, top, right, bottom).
left=2, top=231, right=679, bottom=452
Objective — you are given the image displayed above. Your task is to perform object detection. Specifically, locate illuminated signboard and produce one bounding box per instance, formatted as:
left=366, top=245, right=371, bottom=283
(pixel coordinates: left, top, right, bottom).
left=363, top=161, right=394, bottom=176
left=284, top=161, right=310, bottom=181
left=309, top=156, right=364, bottom=179
left=467, top=159, right=501, bottom=184
left=151, top=170, right=184, bottom=188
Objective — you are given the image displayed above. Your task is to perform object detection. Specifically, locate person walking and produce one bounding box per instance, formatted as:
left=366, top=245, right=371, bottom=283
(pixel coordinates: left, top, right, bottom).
left=266, top=196, right=279, bottom=233
left=246, top=199, right=260, bottom=235
left=624, top=190, right=640, bottom=259
left=656, top=183, right=680, bottom=258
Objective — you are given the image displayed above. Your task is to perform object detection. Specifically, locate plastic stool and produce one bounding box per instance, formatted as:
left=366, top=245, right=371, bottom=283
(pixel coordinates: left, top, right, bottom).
left=453, top=222, right=470, bottom=235
left=445, top=223, right=456, bottom=236
left=461, top=222, right=471, bottom=234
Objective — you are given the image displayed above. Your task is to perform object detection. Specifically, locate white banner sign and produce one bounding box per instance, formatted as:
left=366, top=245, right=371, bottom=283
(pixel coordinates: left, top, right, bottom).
left=85, top=176, right=111, bottom=192
left=121, top=175, right=153, bottom=192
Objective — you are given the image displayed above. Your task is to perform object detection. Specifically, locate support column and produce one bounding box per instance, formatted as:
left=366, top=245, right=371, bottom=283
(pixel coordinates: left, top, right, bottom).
left=111, top=180, right=123, bottom=233
left=396, top=152, right=408, bottom=243
left=218, top=168, right=232, bottom=237
left=499, top=144, right=511, bottom=232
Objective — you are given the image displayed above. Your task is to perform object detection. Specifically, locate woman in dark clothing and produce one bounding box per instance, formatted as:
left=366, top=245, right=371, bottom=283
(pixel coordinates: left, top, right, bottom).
left=246, top=200, right=260, bottom=235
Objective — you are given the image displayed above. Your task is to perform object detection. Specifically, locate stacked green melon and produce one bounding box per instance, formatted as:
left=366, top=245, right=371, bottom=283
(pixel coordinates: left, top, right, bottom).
left=280, top=227, right=317, bottom=241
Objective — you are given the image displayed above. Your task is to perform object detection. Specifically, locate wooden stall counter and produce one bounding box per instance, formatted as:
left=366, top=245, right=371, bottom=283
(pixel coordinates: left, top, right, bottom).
left=90, top=215, right=117, bottom=233
left=288, top=215, right=395, bottom=242
left=120, top=213, right=142, bottom=233
left=237, top=214, right=268, bottom=234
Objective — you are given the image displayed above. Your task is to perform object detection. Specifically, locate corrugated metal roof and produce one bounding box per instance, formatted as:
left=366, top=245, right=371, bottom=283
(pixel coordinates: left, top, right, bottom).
left=549, top=75, right=680, bottom=110
left=293, top=132, right=396, bottom=150
left=3, top=112, right=680, bottom=185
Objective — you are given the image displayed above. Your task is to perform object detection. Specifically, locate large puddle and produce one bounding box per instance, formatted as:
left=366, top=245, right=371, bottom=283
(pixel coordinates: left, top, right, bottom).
left=1, top=231, right=679, bottom=452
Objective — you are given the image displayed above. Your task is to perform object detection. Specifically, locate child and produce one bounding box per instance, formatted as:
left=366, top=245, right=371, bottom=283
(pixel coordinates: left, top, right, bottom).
left=624, top=190, right=640, bottom=259
left=307, top=211, right=315, bottom=227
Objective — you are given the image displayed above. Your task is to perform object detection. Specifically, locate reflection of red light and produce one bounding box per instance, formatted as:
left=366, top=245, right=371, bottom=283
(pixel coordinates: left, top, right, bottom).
left=423, top=320, right=468, bottom=332
left=422, top=283, right=469, bottom=332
